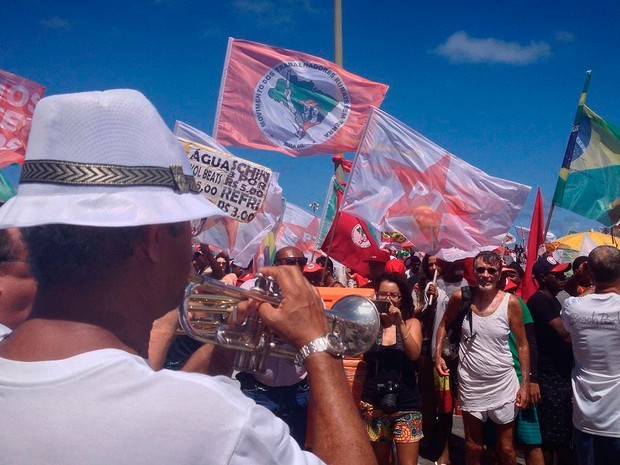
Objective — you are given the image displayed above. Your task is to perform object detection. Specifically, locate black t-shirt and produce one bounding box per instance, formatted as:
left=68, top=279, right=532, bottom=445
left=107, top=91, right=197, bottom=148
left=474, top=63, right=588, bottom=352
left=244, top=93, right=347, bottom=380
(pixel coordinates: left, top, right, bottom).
left=527, top=291, right=573, bottom=380
left=362, top=324, right=421, bottom=410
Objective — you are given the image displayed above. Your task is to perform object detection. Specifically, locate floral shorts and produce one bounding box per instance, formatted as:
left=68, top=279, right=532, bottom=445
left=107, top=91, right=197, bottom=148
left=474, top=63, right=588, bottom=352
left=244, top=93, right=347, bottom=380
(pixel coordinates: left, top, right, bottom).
left=359, top=401, right=423, bottom=444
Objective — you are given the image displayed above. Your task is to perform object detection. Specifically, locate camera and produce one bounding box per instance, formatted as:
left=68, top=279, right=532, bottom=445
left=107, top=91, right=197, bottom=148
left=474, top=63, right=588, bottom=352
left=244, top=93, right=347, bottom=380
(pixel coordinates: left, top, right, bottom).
left=372, top=299, right=390, bottom=314
left=373, top=379, right=401, bottom=414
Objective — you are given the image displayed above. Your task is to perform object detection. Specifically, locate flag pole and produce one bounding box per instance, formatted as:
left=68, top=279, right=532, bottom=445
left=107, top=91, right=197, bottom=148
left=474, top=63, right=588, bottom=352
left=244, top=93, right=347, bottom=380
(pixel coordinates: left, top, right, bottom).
left=333, top=0, right=345, bottom=183
left=544, top=70, right=592, bottom=237
left=321, top=0, right=344, bottom=286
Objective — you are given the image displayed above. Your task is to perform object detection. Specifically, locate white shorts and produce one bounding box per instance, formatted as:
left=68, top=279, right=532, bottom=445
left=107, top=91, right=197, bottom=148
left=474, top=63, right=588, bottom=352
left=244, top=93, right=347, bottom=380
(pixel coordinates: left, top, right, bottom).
left=466, top=401, right=517, bottom=425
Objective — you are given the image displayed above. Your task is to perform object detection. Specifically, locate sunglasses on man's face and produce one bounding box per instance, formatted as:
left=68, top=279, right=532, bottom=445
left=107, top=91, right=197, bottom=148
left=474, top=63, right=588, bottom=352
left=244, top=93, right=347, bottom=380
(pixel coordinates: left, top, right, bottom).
left=475, top=267, right=499, bottom=275
left=275, top=256, right=308, bottom=267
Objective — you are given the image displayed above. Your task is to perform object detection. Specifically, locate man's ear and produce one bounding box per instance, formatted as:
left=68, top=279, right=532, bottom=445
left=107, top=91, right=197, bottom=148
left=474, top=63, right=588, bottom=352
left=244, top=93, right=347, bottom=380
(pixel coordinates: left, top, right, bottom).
left=141, top=224, right=165, bottom=263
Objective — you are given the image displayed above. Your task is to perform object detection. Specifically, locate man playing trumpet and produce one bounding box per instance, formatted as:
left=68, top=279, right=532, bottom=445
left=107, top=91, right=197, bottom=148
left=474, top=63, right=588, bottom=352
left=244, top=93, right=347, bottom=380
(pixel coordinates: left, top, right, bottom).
left=0, top=89, right=377, bottom=465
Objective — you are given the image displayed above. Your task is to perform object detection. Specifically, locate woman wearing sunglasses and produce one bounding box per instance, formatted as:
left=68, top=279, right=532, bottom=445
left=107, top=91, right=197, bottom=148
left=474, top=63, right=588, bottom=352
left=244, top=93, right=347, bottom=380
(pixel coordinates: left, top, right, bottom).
left=359, top=273, right=423, bottom=465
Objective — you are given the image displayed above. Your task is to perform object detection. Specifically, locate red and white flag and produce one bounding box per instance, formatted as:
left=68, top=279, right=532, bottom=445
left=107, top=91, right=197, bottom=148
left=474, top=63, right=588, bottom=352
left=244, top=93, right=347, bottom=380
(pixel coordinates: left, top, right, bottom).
left=320, top=178, right=386, bottom=277
left=275, top=202, right=320, bottom=258
left=341, top=108, right=531, bottom=260
left=213, top=38, right=388, bottom=157
left=0, top=69, right=45, bottom=168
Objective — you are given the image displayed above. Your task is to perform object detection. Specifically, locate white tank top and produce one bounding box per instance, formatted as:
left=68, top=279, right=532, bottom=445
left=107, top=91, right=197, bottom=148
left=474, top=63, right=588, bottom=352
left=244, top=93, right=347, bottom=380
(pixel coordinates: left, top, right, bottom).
left=457, top=292, right=519, bottom=411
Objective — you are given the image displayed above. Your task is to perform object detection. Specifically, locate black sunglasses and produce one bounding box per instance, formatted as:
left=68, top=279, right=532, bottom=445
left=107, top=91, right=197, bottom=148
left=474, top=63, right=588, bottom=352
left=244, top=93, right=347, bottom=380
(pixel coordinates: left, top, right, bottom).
left=475, top=267, right=498, bottom=275
left=276, top=256, right=308, bottom=267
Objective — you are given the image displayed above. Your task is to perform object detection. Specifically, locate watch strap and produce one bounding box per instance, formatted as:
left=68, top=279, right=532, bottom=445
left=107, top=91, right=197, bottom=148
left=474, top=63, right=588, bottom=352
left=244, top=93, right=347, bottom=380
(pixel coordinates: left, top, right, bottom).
left=296, top=333, right=344, bottom=364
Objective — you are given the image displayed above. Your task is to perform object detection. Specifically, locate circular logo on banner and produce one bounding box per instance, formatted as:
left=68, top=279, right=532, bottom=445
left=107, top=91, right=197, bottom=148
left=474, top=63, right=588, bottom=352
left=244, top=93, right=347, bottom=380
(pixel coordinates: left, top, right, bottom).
left=351, top=224, right=371, bottom=248
left=253, top=61, right=350, bottom=151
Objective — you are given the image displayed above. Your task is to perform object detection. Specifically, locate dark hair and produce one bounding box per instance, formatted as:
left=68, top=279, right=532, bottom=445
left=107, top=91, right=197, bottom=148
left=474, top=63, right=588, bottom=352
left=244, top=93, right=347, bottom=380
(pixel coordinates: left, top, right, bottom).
left=473, top=250, right=502, bottom=269
left=315, top=256, right=334, bottom=273
left=572, top=256, right=588, bottom=271
left=0, top=229, right=17, bottom=262
left=588, top=246, right=620, bottom=284
left=507, top=261, right=524, bottom=278
left=0, top=229, right=21, bottom=277
left=420, top=254, right=436, bottom=282
left=21, top=224, right=148, bottom=286
left=377, top=272, right=414, bottom=319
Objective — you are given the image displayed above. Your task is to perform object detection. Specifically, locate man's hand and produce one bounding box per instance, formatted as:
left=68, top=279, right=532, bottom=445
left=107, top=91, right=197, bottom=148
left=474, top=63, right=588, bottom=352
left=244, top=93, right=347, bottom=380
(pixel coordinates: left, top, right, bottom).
left=529, top=382, right=541, bottom=405
left=425, top=283, right=438, bottom=306
left=253, top=265, right=329, bottom=350
left=515, top=383, right=531, bottom=409
left=435, top=355, right=451, bottom=377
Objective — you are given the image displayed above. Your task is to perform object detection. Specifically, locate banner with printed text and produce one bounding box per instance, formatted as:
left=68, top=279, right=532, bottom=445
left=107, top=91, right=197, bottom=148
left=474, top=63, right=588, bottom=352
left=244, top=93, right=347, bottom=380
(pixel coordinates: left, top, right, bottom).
left=0, top=69, right=45, bottom=168
left=213, top=38, right=389, bottom=156
left=174, top=121, right=283, bottom=266
left=175, top=121, right=272, bottom=223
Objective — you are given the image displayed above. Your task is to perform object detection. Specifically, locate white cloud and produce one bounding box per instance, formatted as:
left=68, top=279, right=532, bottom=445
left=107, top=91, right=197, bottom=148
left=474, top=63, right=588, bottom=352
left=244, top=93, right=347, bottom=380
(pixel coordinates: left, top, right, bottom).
left=434, top=31, right=551, bottom=65
left=39, top=16, right=71, bottom=30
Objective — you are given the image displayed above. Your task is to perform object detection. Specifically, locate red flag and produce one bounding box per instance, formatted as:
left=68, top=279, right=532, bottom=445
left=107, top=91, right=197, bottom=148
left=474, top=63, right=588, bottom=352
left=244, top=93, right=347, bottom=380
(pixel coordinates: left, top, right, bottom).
left=0, top=70, right=46, bottom=168
left=521, top=188, right=545, bottom=301
left=321, top=186, right=385, bottom=277
left=213, top=38, right=388, bottom=157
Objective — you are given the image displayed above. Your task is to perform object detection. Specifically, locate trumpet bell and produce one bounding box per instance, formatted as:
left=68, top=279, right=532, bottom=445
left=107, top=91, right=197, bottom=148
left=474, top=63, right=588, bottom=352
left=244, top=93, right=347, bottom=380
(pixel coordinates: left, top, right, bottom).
left=326, top=295, right=381, bottom=357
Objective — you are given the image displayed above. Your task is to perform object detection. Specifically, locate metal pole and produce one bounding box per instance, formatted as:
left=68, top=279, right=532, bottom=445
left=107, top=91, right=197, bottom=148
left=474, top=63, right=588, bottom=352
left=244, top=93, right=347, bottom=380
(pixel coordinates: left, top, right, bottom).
left=333, top=0, right=345, bottom=182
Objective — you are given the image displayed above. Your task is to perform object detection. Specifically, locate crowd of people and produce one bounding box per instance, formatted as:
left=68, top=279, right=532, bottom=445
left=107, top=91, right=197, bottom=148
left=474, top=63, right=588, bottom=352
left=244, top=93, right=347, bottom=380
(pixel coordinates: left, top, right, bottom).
left=0, top=88, right=618, bottom=465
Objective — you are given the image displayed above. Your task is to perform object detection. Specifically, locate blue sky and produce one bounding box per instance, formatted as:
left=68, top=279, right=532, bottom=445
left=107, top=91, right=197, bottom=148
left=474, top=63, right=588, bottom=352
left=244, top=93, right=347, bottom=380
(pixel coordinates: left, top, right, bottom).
left=3, top=0, right=620, bottom=240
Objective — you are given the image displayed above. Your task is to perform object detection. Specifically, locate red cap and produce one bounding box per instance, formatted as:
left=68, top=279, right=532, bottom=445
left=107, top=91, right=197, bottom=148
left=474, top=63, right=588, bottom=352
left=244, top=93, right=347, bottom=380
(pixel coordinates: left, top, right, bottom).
left=303, top=262, right=323, bottom=273
left=384, top=259, right=406, bottom=277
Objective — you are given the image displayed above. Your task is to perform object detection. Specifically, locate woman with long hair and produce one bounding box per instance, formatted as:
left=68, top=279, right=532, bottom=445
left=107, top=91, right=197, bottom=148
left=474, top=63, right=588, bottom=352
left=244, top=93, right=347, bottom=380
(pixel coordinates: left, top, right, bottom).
left=360, top=273, right=423, bottom=465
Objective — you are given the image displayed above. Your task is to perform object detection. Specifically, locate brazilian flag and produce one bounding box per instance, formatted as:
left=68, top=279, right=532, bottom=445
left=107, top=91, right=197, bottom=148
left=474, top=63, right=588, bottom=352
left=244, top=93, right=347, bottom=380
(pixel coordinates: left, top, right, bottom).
left=552, top=105, right=620, bottom=226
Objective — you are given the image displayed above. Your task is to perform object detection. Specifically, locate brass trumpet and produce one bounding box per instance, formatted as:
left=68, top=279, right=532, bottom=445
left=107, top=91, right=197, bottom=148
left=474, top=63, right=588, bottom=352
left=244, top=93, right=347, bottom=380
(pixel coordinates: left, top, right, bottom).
left=179, top=274, right=381, bottom=373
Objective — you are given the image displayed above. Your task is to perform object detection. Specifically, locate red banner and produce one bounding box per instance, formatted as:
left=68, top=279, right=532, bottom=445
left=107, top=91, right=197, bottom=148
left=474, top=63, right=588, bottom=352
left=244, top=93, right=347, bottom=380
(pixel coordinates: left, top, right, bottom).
left=0, top=70, right=45, bottom=168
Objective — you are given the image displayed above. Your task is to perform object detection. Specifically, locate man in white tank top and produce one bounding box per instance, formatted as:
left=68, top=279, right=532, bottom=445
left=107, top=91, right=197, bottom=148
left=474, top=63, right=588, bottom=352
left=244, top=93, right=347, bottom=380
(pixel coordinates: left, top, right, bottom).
left=435, top=251, right=530, bottom=465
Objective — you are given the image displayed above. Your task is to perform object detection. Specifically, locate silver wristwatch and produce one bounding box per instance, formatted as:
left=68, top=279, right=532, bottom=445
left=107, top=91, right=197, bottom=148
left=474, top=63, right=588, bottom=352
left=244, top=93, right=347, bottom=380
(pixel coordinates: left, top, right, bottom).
left=296, top=333, right=345, bottom=364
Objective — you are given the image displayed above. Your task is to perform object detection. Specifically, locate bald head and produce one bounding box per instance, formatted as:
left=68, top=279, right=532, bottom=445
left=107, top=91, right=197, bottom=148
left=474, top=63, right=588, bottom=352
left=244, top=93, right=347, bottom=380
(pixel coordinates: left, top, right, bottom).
left=274, top=246, right=307, bottom=268
left=588, top=246, right=620, bottom=286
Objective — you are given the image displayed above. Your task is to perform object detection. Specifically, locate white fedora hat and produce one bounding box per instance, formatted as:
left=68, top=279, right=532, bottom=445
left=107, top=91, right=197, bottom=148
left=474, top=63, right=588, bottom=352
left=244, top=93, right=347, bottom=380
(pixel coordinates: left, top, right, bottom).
left=0, top=89, right=226, bottom=228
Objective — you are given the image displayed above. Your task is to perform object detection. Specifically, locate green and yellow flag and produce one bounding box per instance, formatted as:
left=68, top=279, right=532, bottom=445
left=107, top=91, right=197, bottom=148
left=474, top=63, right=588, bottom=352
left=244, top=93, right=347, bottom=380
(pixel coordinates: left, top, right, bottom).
left=552, top=105, right=620, bottom=226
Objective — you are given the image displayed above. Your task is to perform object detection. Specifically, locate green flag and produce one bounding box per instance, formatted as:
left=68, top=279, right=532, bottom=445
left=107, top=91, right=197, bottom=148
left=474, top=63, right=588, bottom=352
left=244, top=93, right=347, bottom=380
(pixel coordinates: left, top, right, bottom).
left=552, top=105, right=620, bottom=226
left=0, top=171, right=16, bottom=203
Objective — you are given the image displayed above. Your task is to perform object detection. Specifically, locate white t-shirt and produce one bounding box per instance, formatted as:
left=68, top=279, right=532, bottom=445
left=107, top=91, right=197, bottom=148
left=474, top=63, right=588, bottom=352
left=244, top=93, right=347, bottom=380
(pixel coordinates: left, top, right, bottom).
left=561, top=293, right=620, bottom=437
left=0, top=322, right=11, bottom=338
left=0, top=349, right=325, bottom=465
